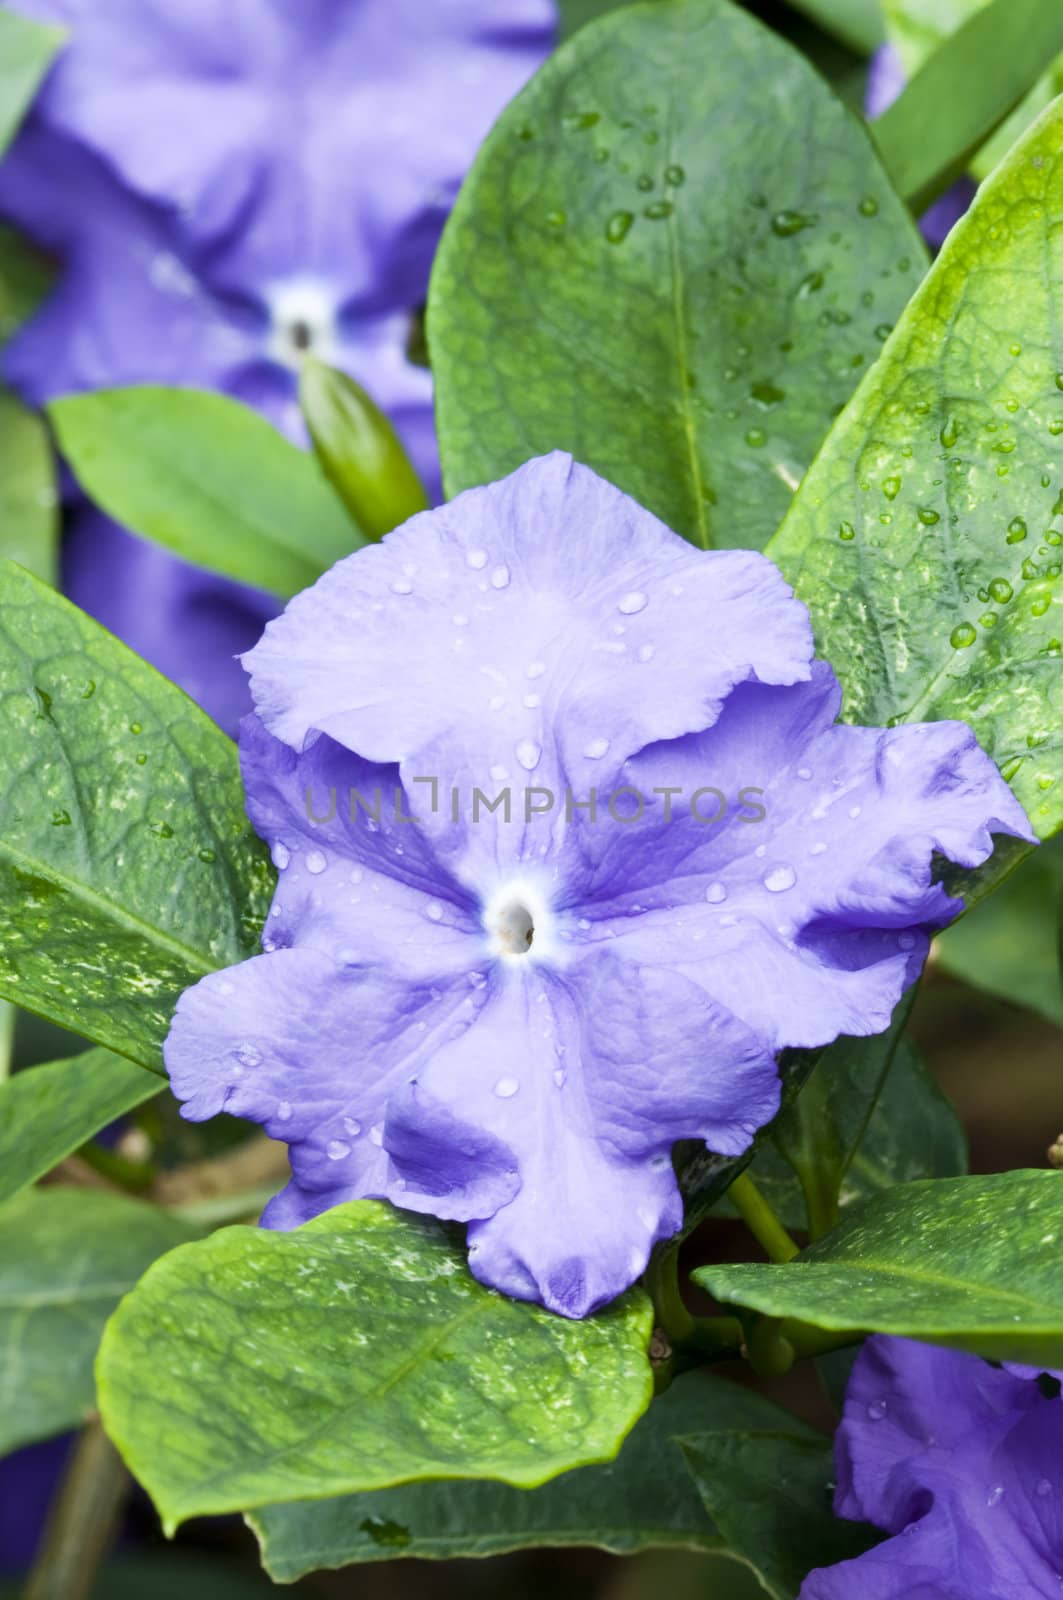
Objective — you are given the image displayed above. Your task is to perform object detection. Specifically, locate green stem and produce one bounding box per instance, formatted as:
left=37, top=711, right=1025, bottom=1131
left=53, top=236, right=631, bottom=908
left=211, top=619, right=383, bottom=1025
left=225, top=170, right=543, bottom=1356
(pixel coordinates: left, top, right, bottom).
left=76, top=1140, right=155, bottom=1193
left=728, top=1172, right=800, bottom=1263
left=23, top=1421, right=128, bottom=1600
left=645, top=1240, right=694, bottom=1343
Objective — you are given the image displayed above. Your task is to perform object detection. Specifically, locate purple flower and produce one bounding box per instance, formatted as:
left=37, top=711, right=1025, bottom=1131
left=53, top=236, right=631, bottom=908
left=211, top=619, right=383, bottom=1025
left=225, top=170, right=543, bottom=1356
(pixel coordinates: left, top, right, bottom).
left=865, top=44, right=975, bottom=250
left=165, top=454, right=1031, bottom=1317
left=0, top=0, right=556, bottom=725
left=801, top=1336, right=1063, bottom=1599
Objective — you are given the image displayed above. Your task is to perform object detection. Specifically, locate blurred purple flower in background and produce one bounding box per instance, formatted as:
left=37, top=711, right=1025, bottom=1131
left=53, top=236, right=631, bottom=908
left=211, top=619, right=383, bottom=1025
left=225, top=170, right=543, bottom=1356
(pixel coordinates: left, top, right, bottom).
left=865, top=44, right=976, bottom=250
left=0, top=0, right=557, bottom=728
left=802, top=1336, right=1063, bottom=1599
left=165, top=454, right=1030, bottom=1318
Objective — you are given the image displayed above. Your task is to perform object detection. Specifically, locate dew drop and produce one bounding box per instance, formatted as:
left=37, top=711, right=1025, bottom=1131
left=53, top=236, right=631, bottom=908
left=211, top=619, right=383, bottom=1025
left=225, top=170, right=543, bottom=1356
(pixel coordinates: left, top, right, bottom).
left=1032, top=595, right=1051, bottom=617
left=917, top=507, right=940, bottom=526
left=838, top=521, right=855, bottom=542
left=491, top=564, right=511, bottom=590
left=523, top=692, right=541, bottom=709
left=848, top=804, right=862, bottom=819
left=236, top=1044, right=261, bottom=1068
left=882, top=474, right=901, bottom=500
left=664, top=163, right=685, bottom=186
left=369, top=1124, right=384, bottom=1146
left=950, top=622, right=977, bottom=649
left=986, top=1484, right=1006, bottom=1509
left=490, top=763, right=509, bottom=782
left=637, top=642, right=656, bottom=662
left=525, top=660, right=547, bottom=679
left=306, top=849, right=328, bottom=874
left=276, top=1101, right=293, bottom=1123
left=343, top=1116, right=362, bottom=1136
left=494, top=1076, right=520, bottom=1098
left=810, top=841, right=827, bottom=856
left=940, top=416, right=959, bottom=448
left=771, top=209, right=817, bottom=236
left=516, top=739, right=542, bottom=772
left=705, top=882, right=727, bottom=904
left=389, top=577, right=412, bottom=596
left=605, top=210, right=634, bottom=244
left=867, top=1399, right=888, bottom=1421
left=644, top=199, right=673, bottom=220
left=271, top=842, right=290, bottom=870
left=326, top=1139, right=351, bottom=1161
left=858, top=195, right=879, bottom=217
left=618, top=590, right=648, bottom=615
left=466, top=548, right=488, bottom=570
left=1007, top=516, right=1028, bottom=544
left=764, top=864, right=796, bottom=893
left=898, top=931, right=917, bottom=950
left=424, top=899, right=444, bottom=922
left=796, top=765, right=812, bottom=780
left=584, top=736, right=610, bottom=760
left=553, top=1068, right=567, bottom=1088
left=745, top=427, right=767, bottom=448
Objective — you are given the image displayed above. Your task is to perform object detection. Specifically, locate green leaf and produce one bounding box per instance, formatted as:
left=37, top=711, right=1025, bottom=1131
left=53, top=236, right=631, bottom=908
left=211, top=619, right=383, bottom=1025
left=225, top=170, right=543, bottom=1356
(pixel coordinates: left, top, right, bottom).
left=249, top=1371, right=800, bottom=1580
left=695, top=1170, right=1063, bottom=1367
left=299, top=359, right=426, bottom=538
left=935, top=831, right=1063, bottom=1023
left=0, top=1187, right=195, bottom=1455
left=0, top=1049, right=160, bottom=1207
left=767, top=99, right=1063, bottom=859
left=787, top=0, right=884, bottom=55
left=873, top=0, right=1063, bottom=212
left=678, top=1432, right=877, bottom=1599
left=0, top=563, right=272, bottom=1070
left=249, top=1363, right=858, bottom=1587
left=0, top=225, right=54, bottom=344
left=429, top=0, right=926, bottom=551
left=747, top=1034, right=967, bottom=1235
left=0, top=8, right=64, bottom=159
left=884, top=0, right=1063, bottom=183
left=0, top=388, right=58, bottom=582
left=97, top=1200, right=654, bottom=1532
left=48, top=387, right=362, bottom=599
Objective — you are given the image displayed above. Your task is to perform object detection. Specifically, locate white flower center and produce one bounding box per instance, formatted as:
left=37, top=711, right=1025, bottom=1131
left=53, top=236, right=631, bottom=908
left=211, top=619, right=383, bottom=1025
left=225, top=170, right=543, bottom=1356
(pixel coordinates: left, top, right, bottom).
left=266, top=279, right=339, bottom=370
left=483, top=878, right=552, bottom=963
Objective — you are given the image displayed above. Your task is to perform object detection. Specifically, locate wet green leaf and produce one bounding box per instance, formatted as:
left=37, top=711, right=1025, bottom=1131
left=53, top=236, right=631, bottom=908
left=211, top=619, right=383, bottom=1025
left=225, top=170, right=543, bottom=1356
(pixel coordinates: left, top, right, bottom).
left=0, top=1049, right=160, bottom=1206
left=696, top=1170, right=1063, bottom=1367
left=97, top=1200, right=654, bottom=1532
left=0, top=1188, right=194, bottom=1454
left=430, top=0, right=925, bottom=551
left=250, top=1371, right=799, bottom=1579
left=768, top=99, right=1063, bottom=863
left=0, top=388, right=58, bottom=582
left=0, top=564, right=272, bottom=1071
left=49, top=387, right=361, bottom=599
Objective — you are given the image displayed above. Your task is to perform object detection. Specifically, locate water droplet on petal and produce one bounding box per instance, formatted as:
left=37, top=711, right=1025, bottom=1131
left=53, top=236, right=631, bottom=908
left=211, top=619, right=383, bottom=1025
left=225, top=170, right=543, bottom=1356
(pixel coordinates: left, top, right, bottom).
left=491, top=565, right=510, bottom=590
left=516, top=739, right=542, bottom=772
left=867, top=1399, right=888, bottom=1421
left=705, top=882, right=727, bottom=903
left=553, top=1068, right=566, bottom=1088
left=637, top=642, right=656, bottom=662
left=271, top=842, right=290, bottom=870
left=584, top=736, right=610, bottom=759
left=494, top=1077, right=520, bottom=1098
left=986, top=1484, right=1006, bottom=1509
left=276, top=1100, right=293, bottom=1122
left=343, top=1116, right=362, bottom=1136
left=466, top=548, right=488, bottom=570
left=526, top=660, right=546, bottom=679
left=898, top=931, right=917, bottom=950
left=950, top=622, right=977, bottom=649
left=523, top=692, right=541, bottom=709
left=424, top=900, right=444, bottom=922
left=848, top=804, right=862, bottom=819
left=764, top=865, right=797, bottom=893
left=605, top=209, right=634, bottom=243
left=490, top=764, right=509, bottom=781
left=389, top=577, right=412, bottom=596
left=369, top=1123, right=384, bottom=1146
left=810, top=842, right=827, bottom=856
left=235, top=1044, right=261, bottom=1068
left=327, top=1139, right=351, bottom=1161
left=796, top=766, right=812, bottom=780
left=306, top=850, right=328, bottom=874
left=618, top=591, right=648, bottom=615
